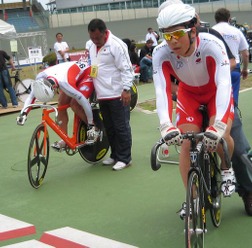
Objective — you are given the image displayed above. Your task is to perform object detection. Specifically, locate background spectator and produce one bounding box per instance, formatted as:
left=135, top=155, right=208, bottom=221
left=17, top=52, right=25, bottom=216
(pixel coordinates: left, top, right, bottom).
left=0, top=50, right=18, bottom=108
left=139, top=39, right=154, bottom=83
left=145, top=27, right=159, bottom=47
left=54, top=32, right=70, bottom=63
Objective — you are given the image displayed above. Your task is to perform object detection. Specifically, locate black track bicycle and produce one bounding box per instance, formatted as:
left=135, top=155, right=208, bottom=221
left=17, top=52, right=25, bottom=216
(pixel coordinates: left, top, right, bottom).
left=150, top=105, right=231, bottom=248
left=9, top=68, right=34, bottom=102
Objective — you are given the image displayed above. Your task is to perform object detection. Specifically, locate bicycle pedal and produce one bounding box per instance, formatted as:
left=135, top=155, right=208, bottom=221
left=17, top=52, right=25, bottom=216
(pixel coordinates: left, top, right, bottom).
left=51, top=146, right=65, bottom=152
left=51, top=143, right=65, bottom=152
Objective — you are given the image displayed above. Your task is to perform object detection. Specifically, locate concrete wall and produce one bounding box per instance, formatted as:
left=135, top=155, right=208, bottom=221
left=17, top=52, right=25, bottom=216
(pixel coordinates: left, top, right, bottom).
left=1, top=1, right=252, bottom=58
left=45, top=10, right=252, bottom=52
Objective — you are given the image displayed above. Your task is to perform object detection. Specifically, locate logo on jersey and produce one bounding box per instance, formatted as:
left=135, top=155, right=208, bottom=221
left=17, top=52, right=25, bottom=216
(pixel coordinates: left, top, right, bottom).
left=195, top=58, right=201, bottom=64
left=79, top=85, right=90, bottom=92
left=221, top=60, right=229, bottom=67
left=186, top=116, right=194, bottom=122
left=176, top=61, right=183, bottom=69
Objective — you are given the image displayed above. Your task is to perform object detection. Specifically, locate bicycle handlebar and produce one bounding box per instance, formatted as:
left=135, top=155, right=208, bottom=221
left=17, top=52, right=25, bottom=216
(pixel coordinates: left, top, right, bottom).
left=21, top=103, right=59, bottom=124
left=150, top=132, right=231, bottom=171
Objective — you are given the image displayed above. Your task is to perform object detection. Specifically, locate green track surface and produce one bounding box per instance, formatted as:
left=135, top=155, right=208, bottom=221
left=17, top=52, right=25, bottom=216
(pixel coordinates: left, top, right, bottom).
left=1, top=83, right=252, bottom=247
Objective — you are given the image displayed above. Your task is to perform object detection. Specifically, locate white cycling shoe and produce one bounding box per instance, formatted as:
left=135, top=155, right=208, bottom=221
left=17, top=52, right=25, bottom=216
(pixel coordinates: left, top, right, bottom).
left=221, top=167, right=236, bottom=197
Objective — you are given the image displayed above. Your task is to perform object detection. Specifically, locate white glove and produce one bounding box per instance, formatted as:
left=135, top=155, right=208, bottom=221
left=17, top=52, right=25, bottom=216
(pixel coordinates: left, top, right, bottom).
left=16, top=113, right=27, bottom=126
left=160, top=122, right=182, bottom=146
left=203, top=120, right=227, bottom=151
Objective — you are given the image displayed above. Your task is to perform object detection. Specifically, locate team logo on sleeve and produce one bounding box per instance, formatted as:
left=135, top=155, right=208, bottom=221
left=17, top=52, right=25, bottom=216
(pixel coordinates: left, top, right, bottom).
left=176, top=61, right=183, bottom=69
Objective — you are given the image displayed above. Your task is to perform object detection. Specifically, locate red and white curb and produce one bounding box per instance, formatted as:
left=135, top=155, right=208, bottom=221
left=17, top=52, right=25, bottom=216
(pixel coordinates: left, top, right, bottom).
left=0, top=214, right=35, bottom=241
left=0, top=214, right=138, bottom=248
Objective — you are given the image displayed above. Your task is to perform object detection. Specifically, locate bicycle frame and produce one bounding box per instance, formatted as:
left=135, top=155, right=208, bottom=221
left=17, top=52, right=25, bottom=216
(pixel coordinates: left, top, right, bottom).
left=23, top=103, right=85, bottom=151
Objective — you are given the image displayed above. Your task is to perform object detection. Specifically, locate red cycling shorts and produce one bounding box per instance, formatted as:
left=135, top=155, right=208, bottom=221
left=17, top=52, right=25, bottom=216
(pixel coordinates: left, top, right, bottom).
left=175, top=83, right=234, bottom=128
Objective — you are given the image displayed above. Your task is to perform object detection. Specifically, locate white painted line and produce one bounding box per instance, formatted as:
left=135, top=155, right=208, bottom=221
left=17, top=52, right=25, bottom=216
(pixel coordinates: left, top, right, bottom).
left=40, top=226, right=138, bottom=248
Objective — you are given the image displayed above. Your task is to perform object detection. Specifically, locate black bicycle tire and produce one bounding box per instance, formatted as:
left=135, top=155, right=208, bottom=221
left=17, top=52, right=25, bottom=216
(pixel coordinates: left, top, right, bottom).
left=15, top=78, right=33, bottom=103
left=185, top=170, right=205, bottom=248
left=27, top=123, right=49, bottom=189
left=130, top=82, right=138, bottom=112
left=209, top=152, right=222, bottom=227
left=77, top=110, right=109, bottom=164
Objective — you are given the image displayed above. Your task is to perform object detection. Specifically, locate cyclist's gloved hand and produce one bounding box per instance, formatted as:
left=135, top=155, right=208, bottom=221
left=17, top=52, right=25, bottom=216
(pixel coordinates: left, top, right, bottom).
left=203, top=121, right=227, bottom=151
left=160, top=122, right=182, bottom=146
left=16, top=113, right=27, bottom=126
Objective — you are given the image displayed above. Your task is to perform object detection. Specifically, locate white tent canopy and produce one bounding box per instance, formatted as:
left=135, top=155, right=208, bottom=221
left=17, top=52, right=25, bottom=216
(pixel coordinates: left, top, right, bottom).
left=0, top=19, right=17, bottom=39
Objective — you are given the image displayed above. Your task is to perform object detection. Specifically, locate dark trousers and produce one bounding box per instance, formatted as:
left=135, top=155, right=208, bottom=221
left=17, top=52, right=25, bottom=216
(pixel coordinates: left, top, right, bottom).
left=231, top=107, right=252, bottom=194
left=99, top=98, right=132, bottom=164
left=0, top=69, right=18, bottom=107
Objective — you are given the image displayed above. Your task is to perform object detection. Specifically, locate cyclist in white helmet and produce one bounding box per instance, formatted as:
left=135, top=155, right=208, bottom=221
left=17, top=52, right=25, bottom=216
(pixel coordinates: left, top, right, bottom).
left=16, top=59, right=100, bottom=147
left=153, top=3, right=235, bottom=218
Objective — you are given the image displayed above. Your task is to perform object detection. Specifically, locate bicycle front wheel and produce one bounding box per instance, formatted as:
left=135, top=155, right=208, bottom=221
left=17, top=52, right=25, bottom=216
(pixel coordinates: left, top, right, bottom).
left=209, top=153, right=222, bottom=227
left=15, top=78, right=34, bottom=103
left=185, top=170, right=205, bottom=248
left=28, top=124, right=49, bottom=189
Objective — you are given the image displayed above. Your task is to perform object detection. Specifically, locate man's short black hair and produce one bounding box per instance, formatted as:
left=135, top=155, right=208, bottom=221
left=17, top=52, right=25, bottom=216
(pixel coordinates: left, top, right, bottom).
left=56, top=32, right=63, bottom=37
left=215, top=8, right=230, bottom=23
left=88, top=19, right=107, bottom=33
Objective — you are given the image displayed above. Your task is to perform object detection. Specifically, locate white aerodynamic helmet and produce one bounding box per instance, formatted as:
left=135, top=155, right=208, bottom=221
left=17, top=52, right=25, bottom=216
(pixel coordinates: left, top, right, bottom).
left=158, top=0, right=184, bottom=14
left=33, top=78, right=55, bottom=103
left=157, top=4, right=196, bottom=31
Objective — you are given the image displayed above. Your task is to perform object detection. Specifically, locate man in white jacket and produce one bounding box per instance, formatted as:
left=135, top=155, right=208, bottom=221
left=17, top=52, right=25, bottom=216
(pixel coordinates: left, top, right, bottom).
left=88, top=18, right=134, bottom=171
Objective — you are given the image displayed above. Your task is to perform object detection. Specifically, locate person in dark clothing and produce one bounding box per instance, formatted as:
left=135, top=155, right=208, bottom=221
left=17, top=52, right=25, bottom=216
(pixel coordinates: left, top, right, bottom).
left=129, top=43, right=140, bottom=67
left=139, top=39, right=154, bottom=83
left=0, top=50, right=18, bottom=108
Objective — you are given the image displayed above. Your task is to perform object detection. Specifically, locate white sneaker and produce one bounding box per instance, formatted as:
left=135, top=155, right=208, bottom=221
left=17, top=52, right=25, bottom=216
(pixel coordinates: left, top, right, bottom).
left=51, top=140, right=66, bottom=152
left=112, top=161, right=132, bottom=171
left=102, top=157, right=115, bottom=166
left=221, top=168, right=236, bottom=197
left=86, top=126, right=100, bottom=145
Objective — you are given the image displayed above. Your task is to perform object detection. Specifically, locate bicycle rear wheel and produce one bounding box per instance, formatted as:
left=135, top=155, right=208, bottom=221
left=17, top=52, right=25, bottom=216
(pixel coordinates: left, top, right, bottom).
left=185, top=170, right=205, bottom=248
left=209, top=153, right=222, bottom=227
left=78, top=108, right=109, bottom=164
left=15, top=78, right=34, bottom=103
left=130, top=82, right=138, bottom=112
left=27, top=124, right=49, bottom=189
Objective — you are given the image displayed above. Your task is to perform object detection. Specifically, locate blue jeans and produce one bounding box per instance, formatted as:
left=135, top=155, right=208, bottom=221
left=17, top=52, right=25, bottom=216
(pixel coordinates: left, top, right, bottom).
left=0, top=69, right=18, bottom=107
left=231, top=64, right=241, bottom=106
left=99, top=98, right=132, bottom=164
left=140, top=57, right=152, bottom=82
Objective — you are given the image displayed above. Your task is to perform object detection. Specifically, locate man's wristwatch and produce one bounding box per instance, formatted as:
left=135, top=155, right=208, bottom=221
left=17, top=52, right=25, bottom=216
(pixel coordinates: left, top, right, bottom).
left=123, top=89, right=131, bottom=93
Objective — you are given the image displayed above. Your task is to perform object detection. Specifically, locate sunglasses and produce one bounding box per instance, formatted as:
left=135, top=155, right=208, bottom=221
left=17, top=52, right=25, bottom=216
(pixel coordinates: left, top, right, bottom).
left=162, top=28, right=191, bottom=41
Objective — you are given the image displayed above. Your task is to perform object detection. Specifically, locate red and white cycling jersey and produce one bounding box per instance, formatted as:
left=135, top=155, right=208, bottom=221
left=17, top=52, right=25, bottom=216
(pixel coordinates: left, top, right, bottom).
left=152, top=32, right=234, bottom=128
left=23, top=61, right=94, bottom=124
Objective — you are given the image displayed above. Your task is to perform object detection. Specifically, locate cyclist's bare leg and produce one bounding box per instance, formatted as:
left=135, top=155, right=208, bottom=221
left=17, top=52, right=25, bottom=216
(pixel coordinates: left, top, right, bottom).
left=178, top=123, right=201, bottom=188
left=58, top=91, right=71, bottom=134
left=208, top=116, right=234, bottom=169
left=70, top=99, right=88, bottom=124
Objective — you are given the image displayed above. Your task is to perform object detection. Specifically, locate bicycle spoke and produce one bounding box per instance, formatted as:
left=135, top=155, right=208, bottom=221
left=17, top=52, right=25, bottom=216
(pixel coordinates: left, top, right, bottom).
left=78, top=117, right=109, bottom=164
left=209, top=153, right=222, bottom=227
left=28, top=124, right=49, bottom=189
left=185, top=171, right=205, bottom=248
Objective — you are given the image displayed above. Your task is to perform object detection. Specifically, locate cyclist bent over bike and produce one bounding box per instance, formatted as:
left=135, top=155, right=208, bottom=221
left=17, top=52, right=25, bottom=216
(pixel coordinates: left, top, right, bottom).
left=17, top=59, right=100, bottom=148
left=153, top=3, right=235, bottom=218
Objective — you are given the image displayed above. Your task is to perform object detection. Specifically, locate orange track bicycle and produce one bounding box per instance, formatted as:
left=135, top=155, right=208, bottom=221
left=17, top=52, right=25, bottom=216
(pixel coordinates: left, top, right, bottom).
left=21, top=101, right=109, bottom=189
